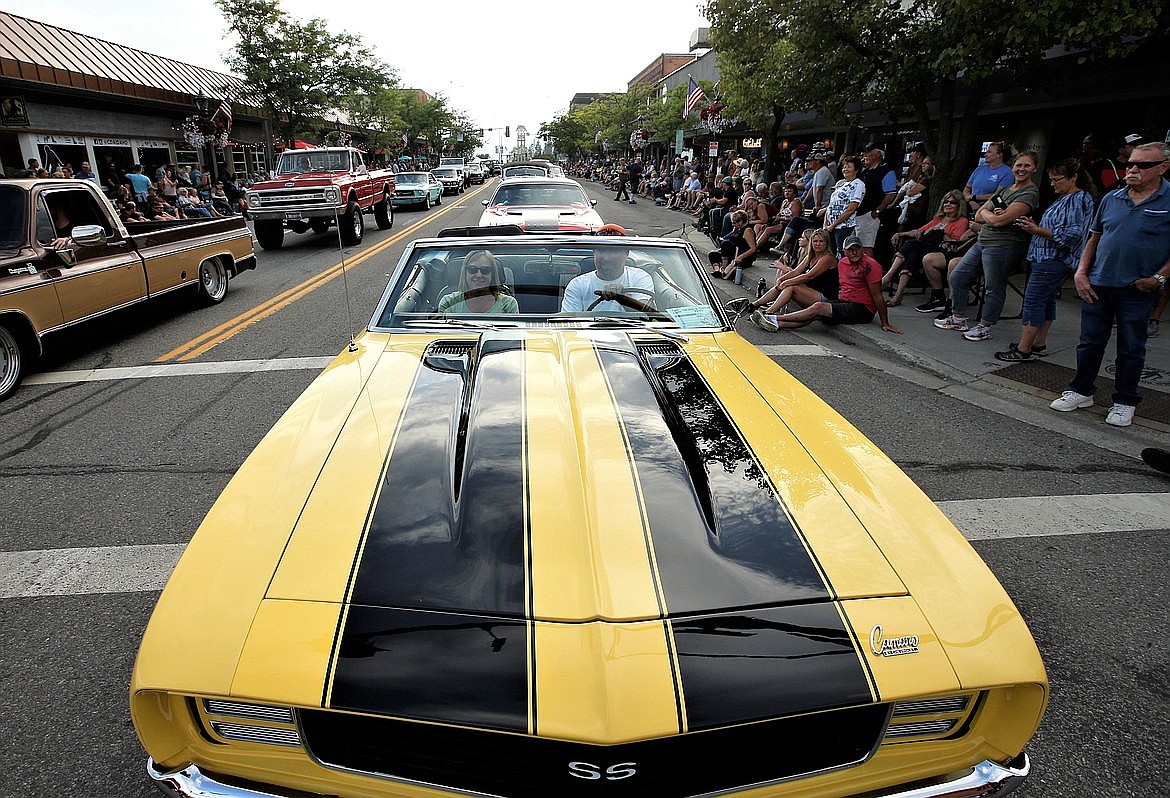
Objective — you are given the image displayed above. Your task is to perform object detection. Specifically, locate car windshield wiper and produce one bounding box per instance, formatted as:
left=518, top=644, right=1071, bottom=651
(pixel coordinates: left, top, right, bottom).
left=401, top=318, right=511, bottom=330
left=585, top=317, right=689, bottom=342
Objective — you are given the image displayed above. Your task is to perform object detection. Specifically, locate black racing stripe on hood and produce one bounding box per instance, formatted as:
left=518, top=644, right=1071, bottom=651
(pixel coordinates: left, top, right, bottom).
left=329, top=336, right=532, bottom=726
left=596, top=346, right=830, bottom=615
left=328, top=606, right=529, bottom=732
left=347, top=336, right=528, bottom=615
left=671, top=605, right=876, bottom=730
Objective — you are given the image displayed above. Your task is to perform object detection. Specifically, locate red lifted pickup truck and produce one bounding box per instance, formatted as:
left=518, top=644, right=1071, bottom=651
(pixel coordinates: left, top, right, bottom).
left=245, top=147, right=395, bottom=250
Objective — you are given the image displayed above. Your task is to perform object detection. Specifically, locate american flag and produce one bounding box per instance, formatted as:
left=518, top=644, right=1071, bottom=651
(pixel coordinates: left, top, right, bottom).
left=401, top=131, right=409, bottom=145
left=684, top=77, right=705, bottom=118
left=213, top=100, right=232, bottom=128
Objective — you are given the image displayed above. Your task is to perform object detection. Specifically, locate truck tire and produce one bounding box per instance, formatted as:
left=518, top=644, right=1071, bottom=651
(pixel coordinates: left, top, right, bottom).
left=197, top=256, right=229, bottom=305
left=254, top=220, right=284, bottom=250
left=340, top=200, right=364, bottom=246
left=0, top=322, right=29, bottom=402
left=374, top=193, right=393, bottom=230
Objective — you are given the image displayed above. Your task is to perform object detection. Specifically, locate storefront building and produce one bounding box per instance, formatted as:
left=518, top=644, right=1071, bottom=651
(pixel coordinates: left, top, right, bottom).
left=0, top=11, right=270, bottom=185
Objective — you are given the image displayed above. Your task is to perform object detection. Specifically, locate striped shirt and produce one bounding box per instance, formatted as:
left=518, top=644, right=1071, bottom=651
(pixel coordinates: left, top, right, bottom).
left=1027, top=190, right=1095, bottom=268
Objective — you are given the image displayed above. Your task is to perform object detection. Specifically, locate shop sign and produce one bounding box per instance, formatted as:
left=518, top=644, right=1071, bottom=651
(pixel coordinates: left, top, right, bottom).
left=741, top=138, right=763, bottom=149
left=675, top=129, right=684, bottom=152
left=708, top=141, right=719, bottom=157
left=1, top=96, right=30, bottom=126
left=133, top=139, right=170, bottom=149
left=36, top=134, right=85, bottom=146
left=93, top=137, right=131, bottom=147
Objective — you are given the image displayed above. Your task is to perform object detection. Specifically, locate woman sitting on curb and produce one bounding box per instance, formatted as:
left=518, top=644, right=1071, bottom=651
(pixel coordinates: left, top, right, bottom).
left=751, top=235, right=901, bottom=334
left=747, top=229, right=838, bottom=326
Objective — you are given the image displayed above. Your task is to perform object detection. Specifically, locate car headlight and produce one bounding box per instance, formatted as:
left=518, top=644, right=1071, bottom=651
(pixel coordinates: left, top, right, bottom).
left=323, top=187, right=340, bottom=203
left=246, top=192, right=261, bottom=206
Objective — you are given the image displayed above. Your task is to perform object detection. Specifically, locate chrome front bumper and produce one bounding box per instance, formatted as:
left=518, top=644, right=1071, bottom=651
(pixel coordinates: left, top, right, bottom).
left=147, top=754, right=1029, bottom=798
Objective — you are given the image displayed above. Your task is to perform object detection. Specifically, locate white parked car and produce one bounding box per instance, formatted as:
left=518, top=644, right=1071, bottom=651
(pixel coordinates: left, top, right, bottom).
left=478, top=177, right=603, bottom=232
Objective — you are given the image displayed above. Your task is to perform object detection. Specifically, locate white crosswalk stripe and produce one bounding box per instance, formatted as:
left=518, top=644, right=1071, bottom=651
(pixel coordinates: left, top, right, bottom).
left=22, top=356, right=337, bottom=385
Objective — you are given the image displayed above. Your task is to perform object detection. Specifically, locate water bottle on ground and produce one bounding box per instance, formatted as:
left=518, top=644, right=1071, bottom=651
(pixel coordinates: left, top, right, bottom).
left=756, top=277, right=767, bottom=298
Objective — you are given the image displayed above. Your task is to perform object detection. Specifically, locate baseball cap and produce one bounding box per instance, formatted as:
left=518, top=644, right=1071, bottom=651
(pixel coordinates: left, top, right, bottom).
left=1124, top=133, right=1142, bottom=144
left=721, top=176, right=732, bottom=184
left=842, top=234, right=864, bottom=249
left=862, top=141, right=884, bottom=152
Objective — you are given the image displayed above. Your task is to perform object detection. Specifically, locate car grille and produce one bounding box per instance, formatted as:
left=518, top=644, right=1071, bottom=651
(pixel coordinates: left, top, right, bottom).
left=251, top=189, right=335, bottom=207
left=299, top=704, right=889, bottom=797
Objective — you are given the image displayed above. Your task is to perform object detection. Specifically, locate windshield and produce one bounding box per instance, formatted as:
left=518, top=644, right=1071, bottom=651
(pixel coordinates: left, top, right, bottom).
left=432, top=169, right=457, bottom=178
left=374, top=240, right=723, bottom=331
left=488, top=184, right=589, bottom=206
left=276, top=150, right=351, bottom=174
left=0, top=185, right=27, bottom=249
left=503, top=167, right=548, bottom=177
left=397, top=173, right=426, bottom=184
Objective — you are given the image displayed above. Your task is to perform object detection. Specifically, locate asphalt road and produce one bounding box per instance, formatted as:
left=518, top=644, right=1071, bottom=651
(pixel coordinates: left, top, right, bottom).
left=1, top=176, right=1167, bottom=797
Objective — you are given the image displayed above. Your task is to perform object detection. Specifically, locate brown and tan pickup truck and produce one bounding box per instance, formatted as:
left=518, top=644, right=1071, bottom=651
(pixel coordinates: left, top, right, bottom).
left=0, top=178, right=256, bottom=400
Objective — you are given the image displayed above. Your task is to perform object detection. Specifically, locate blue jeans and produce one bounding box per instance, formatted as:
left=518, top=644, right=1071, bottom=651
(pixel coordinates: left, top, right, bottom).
left=949, top=242, right=1027, bottom=324
left=1020, top=259, right=1070, bottom=327
left=1069, top=285, right=1159, bottom=406
left=831, top=226, right=855, bottom=258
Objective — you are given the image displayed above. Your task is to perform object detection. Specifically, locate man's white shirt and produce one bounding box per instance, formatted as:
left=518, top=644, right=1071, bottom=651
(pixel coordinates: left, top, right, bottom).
left=561, top=268, right=655, bottom=312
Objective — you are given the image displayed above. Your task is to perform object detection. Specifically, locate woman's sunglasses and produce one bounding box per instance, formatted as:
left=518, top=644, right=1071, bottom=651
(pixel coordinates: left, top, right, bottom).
left=464, top=265, right=494, bottom=275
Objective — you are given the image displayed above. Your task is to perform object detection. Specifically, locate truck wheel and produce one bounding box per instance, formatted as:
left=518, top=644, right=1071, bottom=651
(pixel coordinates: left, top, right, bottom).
left=310, top=220, right=330, bottom=234
left=374, top=194, right=393, bottom=230
left=340, top=200, right=364, bottom=245
left=0, top=323, right=29, bottom=402
left=197, top=257, right=229, bottom=305
left=254, top=220, right=284, bottom=250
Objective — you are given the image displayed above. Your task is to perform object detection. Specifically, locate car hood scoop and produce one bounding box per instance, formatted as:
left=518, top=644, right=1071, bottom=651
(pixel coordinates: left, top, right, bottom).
left=268, top=331, right=905, bottom=623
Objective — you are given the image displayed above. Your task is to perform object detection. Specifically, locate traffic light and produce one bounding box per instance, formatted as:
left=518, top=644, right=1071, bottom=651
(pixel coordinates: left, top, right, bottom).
left=505, top=126, right=510, bottom=137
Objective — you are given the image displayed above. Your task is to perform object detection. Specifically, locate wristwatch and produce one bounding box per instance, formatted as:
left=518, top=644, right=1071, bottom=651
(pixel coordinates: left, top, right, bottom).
left=1155, top=273, right=1167, bottom=286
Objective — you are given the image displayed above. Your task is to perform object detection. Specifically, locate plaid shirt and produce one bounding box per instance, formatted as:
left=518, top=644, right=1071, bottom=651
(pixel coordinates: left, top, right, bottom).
left=1027, top=190, right=1095, bottom=268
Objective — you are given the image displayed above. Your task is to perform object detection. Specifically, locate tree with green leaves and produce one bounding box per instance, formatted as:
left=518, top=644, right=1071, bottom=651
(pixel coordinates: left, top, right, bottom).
left=216, top=0, right=396, bottom=147
left=704, top=0, right=1163, bottom=198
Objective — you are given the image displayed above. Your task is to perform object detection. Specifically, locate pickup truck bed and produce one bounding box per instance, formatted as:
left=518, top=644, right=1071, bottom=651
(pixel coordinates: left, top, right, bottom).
left=0, top=179, right=257, bottom=399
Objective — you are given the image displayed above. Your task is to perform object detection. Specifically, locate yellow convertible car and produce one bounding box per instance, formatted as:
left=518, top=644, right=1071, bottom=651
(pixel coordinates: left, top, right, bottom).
left=132, top=232, right=1047, bottom=798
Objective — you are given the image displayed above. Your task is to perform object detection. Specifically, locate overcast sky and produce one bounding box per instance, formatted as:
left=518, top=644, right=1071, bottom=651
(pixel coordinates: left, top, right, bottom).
left=6, top=0, right=709, bottom=151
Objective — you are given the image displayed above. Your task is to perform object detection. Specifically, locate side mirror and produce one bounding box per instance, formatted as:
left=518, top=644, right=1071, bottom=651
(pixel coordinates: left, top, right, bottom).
left=481, top=200, right=489, bottom=207
left=71, top=225, right=107, bottom=247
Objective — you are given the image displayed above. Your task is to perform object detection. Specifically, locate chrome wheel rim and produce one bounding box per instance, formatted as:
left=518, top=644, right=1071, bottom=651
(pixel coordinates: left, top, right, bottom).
left=0, top=326, right=20, bottom=396
left=352, top=207, right=362, bottom=238
left=201, top=258, right=227, bottom=301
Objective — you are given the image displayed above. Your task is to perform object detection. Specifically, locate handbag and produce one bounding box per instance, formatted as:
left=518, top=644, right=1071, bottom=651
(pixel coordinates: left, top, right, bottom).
left=919, top=227, right=946, bottom=246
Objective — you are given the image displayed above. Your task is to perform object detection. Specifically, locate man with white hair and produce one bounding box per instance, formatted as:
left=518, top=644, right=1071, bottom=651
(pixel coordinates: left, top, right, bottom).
left=1050, top=141, right=1170, bottom=427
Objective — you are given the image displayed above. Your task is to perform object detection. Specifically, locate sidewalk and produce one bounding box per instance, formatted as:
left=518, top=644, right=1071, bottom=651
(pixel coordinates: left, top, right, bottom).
left=674, top=224, right=1170, bottom=432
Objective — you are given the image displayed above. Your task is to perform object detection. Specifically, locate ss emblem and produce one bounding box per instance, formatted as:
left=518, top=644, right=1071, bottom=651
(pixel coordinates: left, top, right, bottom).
left=568, top=761, right=637, bottom=780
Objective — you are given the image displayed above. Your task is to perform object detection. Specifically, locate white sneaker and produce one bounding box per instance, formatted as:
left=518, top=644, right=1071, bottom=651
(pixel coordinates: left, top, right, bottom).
left=1050, top=390, right=1094, bottom=412
left=750, top=311, right=778, bottom=332
left=1105, top=403, right=1136, bottom=427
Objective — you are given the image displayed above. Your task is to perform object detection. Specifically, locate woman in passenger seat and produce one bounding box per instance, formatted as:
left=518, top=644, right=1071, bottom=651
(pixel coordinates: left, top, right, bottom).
left=437, top=250, right=519, bottom=315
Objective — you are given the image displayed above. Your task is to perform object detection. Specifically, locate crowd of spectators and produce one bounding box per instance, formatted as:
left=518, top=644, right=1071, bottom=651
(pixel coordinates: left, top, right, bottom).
left=16, top=156, right=256, bottom=225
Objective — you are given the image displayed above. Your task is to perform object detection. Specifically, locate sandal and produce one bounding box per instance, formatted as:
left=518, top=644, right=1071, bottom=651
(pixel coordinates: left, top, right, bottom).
left=994, top=347, right=1034, bottom=362
left=887, top=297, right=901, bottom=307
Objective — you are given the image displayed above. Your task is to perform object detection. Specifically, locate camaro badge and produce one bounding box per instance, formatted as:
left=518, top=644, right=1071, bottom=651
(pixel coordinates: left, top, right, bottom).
left=870, top=624, right=920, bottom=657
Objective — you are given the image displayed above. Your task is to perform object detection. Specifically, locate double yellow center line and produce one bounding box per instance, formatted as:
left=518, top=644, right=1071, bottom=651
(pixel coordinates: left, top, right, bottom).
left=157, top=190, right=478, bottom=362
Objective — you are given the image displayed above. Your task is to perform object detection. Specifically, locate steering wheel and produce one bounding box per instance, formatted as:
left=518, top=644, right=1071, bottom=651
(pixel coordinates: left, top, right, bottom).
left=586, top=286, right=657, bottom=312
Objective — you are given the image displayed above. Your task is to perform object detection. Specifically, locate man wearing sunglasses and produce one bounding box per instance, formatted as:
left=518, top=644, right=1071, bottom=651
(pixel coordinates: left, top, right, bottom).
left=1050, top=142, right=1170, bottom=427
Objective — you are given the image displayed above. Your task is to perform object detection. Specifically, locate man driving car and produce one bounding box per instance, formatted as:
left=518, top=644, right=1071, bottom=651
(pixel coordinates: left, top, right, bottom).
left=561, top=243, right=654, bottom=313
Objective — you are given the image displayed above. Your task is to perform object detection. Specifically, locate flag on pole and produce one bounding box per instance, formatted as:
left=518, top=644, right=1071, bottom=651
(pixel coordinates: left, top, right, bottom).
left=213, top=100, right=232, bottom=128
left=684, top=77, right=705, bottom=118
left=401, top=131, right=409, bottom=145
left=594, top=128, right=602, bottom=144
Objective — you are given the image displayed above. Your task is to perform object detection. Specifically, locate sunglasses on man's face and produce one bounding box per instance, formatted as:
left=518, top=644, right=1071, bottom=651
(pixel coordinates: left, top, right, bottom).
left=1123, top=160, right=1167, bottom=170
left=464, top=265, right=494, bottom=275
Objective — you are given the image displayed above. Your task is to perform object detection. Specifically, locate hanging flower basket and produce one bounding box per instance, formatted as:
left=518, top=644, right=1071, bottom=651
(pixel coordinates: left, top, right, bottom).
left=628, top=129, right=655, bottom=150
left=183, top=114, right=231, bottom=149
left=323, top=130, right=352, bottom=148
